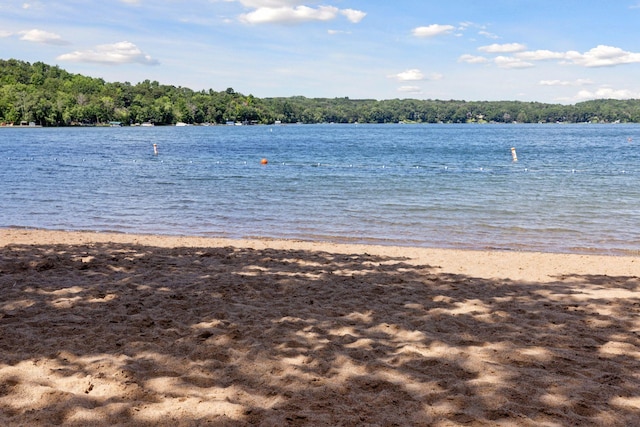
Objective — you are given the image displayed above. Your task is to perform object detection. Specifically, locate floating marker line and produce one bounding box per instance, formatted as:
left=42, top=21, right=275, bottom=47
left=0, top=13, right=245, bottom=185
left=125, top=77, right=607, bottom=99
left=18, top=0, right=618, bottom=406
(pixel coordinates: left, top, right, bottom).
left=2, top=156, right=636, bottom=175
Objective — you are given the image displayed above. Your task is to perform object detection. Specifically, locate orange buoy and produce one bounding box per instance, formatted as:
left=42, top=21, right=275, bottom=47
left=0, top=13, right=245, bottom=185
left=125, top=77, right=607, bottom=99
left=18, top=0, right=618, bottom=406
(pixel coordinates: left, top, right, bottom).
left=260, top=158, right=268, bottom=165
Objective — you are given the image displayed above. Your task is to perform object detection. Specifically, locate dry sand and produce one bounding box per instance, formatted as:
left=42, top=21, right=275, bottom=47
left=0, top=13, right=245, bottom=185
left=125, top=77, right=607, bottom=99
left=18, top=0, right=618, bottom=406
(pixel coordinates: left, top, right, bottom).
left=1, top=228, right=639, bottom=426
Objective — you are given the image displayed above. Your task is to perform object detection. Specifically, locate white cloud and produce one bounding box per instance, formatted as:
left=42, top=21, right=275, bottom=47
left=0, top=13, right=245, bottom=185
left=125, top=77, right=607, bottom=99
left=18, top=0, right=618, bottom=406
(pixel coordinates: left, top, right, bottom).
left=327, top=29, right=351, bottom=35
left=340, top=8, right=366, bottom=23
left=478, top=30, right=499, bottom=39
left=239, top=5, right=335, bottom=24
left=518, top=45, right=640, bottom=67
left=390, top=69, right=442, bottom=83
left=479, top=43, right=526, bottom=53
left=458, top=54, right=489, bottom=64
left=236, top=0, right=306, bottom=7
left=457, top=22, right=498, bottom=39
left=539, top=79, right=593, bottom=86
left=464, top=45, right=640, bottom=70
left=494, top=56, right=534, bottom=69
left=392, top=69, right=424, bottom=81
left=412, top=24, right=455, bottom=38
left=235, top=1, right=365, bottom=25
left=575, top=86, right=640, bottom=101
left=565, top=45, right=640, bottom=67
left=516, top=49, right=565, bottom=61
left=56, top=41, right=159, bottom=65
left=19, top=29, right=69, bottom=45
left=0, top=30, right=12, bottom=38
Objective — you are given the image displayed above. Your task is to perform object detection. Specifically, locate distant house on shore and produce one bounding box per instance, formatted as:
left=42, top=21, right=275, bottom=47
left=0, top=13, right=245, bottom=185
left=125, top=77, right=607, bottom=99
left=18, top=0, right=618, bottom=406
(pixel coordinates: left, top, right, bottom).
left=14, top=121, right=42, bottom=127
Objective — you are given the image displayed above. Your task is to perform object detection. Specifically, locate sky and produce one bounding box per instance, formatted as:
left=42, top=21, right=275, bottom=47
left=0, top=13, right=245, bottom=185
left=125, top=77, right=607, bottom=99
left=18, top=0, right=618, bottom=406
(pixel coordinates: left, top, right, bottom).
left=2, top=0, right=640, bottom=104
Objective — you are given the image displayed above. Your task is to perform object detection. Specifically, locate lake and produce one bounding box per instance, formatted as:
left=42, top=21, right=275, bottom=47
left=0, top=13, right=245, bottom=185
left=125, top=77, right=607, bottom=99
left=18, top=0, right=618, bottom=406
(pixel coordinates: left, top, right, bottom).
left=1, top=123, right=639, bottom=255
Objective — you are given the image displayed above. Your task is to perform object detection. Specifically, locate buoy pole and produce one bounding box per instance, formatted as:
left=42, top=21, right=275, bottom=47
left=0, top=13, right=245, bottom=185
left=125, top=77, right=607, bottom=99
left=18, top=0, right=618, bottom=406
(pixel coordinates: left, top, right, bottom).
left=153, top=144, right=158, bottom=155
left=511, top=147, right=518, bottom=162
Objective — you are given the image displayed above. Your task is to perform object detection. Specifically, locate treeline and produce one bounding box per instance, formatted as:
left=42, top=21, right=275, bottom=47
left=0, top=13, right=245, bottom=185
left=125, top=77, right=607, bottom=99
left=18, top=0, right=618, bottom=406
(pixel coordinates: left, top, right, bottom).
left=2, top=58, right=640, bottom=126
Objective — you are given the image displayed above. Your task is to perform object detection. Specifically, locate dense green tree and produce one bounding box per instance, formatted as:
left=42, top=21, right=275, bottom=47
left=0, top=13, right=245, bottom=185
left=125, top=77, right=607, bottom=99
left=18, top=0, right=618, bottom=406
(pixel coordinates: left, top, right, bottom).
left=2, top=59, right=640, bottom=126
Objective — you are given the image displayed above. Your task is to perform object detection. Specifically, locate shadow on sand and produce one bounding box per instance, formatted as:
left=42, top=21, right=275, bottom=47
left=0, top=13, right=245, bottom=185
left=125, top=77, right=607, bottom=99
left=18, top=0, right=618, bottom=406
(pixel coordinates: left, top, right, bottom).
left=1, top=242, right=639, bottom=426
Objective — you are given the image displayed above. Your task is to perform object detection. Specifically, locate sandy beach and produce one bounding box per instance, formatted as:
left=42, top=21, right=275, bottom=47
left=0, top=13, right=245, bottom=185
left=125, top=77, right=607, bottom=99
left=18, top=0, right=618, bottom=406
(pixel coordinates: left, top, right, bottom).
left=1, top=228, right=639, bottom=426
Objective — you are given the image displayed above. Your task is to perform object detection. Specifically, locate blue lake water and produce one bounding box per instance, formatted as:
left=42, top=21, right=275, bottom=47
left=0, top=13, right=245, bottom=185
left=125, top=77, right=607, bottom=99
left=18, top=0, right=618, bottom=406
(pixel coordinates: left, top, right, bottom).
left=1, top=123, right=639, bottom=255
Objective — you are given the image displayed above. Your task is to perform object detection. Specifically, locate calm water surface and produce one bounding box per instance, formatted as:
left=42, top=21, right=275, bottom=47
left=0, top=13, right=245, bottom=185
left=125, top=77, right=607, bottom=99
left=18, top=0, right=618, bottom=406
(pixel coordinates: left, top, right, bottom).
left=1, top=124, right=639, bottom=255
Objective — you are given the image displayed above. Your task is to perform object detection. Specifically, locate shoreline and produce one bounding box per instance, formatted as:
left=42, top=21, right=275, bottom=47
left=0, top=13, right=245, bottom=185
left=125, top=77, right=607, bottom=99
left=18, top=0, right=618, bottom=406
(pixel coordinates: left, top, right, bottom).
left=1, top=227, right=639, bottom=425
left=4, top=223, right=638, bottom=258
left=2, top=227, right=639, bottom=282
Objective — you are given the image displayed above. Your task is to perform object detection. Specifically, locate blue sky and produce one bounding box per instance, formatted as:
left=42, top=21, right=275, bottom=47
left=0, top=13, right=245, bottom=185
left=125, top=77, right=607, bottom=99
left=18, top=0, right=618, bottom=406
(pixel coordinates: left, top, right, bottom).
left=2, top=0, right=640, bottom=104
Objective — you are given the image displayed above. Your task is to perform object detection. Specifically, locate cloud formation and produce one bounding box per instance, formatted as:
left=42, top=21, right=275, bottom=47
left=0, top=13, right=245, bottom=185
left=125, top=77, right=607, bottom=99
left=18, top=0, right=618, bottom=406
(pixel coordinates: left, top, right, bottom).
left=389, top=69, right=442, bottom=94
left=412, top=24, right=455, bottom=38
left=516, top=50, right=566, bottom=61
left=236, top=0, right=305, bottom=7
left=458, top=54, right=489, bottom=64
left=56, top=41, right=159, bottom=65
left=575, top=86, right=640, bottom=100
left=478, top=30, right=499, bottom=39
left=235, top=1, right=365, bottom=25
left=539, top=79, right=593, bottom=86
left=391, top=69, right=442, bottom=82
left=562, top=45, right=640, bottom=67
left=494, top=56, right=534, bottom=69
left=393, top=69, right=425, bottom=82
left=467, top=44, right=640, bottom=69
left=340, top=8, right=366, bottom=23
left=19, top=29, right=69, bottom=45
left=478, top=43, right=526, bottom=54
left=240, top=5, right=336, bottom=24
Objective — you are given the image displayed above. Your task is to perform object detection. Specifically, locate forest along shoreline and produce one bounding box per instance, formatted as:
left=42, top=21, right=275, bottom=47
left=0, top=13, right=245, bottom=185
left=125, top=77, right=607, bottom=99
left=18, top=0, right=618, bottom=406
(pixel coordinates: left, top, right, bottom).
left=2, top=58, right=640, bottom=127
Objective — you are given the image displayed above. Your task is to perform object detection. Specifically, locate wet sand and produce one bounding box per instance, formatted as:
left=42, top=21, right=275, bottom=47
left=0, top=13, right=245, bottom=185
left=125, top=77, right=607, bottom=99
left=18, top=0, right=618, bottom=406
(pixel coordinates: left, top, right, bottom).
left=1, top=229, right=639, bottom=426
